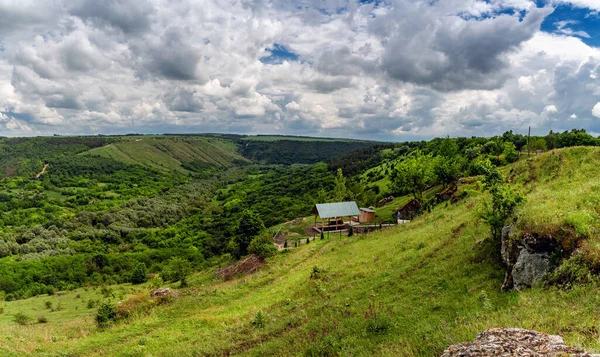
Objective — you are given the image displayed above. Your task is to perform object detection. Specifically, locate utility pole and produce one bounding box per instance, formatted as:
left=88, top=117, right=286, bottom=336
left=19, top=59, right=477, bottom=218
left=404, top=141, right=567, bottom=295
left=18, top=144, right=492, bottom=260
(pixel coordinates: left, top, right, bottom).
left=527, top=126, right=531, bottom=157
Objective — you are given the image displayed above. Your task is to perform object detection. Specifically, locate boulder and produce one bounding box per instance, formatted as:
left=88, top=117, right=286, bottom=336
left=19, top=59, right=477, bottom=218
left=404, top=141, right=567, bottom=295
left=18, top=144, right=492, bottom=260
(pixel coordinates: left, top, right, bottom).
left=500, top=226, right=556, bottom=291
left=376, top=196, right=394, bottom=208
left=512, top=249, right=552, bottom=290
left=441, top=328, right=599, bottom=357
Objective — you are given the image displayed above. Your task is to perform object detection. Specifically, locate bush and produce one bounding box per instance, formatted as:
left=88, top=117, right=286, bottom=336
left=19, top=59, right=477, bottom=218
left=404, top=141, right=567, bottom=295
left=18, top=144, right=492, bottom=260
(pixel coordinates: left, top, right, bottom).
left=95, top=302, right=117, bottom=327
left=478, top=183, right=525, bottom=242
left=247, top=234, right=277, bottom=259
left=37, top=315, right=48, bottom=324
left=366, top=315, right=393, bottom=334
left=14, top=312, right=32, bottom=326
left=45, top=301, right=52, bottom=309
left=0, top=306, right=4, bottom=314
left=163, top=257, right=192, bottom=287
left=131, top=262, right=148, bottom=284
left=87, top=299, right=98, bottom=309
left=251, top=311, right=265, bottom=328
left=310, top=265, right=323, bottom=280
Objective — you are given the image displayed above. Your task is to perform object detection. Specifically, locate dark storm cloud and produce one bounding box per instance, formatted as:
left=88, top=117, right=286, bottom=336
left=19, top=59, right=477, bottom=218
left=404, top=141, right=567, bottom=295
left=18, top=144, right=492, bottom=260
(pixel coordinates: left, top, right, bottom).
left=135, top=27, right=205, bottom=82
left=70, top=0, right=154, bottom=34
left=379, top=4, right=553, bottom=91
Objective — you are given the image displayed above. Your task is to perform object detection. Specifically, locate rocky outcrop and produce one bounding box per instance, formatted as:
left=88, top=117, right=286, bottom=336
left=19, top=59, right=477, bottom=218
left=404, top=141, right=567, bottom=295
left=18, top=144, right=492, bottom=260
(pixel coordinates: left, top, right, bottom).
left=441, top=328, right=599, bottom=357
left=501, top=226, right=557, bottom=290
left=216, top=254, right=264, bottom=281
left=436, top=183, right=458, bottom=203
left=376, top=196, right=394, bottom=208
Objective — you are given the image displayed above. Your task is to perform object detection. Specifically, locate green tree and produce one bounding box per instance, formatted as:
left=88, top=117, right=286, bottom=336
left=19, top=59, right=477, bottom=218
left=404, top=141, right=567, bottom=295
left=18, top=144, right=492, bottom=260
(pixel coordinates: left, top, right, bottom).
left=248, top=234, right=277, bottom=258
left=332, top=168, right=349, bottom=201
left=502, top=142, right=519, bottom=163
left=131, top=262, right=148, bottom=284
left=529, top=137, right=547, bottom=151
left=163, top=257, right=192, bottom=287
left=478, top=184, right=525, bottom=243
left=235, top=210, right=265, bottom=256
left=390, top=151, right=436, bottom=201
left=434, top=156, right=461, bottom=187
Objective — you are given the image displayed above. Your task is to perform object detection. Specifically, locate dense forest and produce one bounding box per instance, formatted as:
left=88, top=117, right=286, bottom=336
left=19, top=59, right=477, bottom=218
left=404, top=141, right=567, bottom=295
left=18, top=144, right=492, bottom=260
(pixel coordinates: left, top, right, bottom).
left=0, top=129, right=598, bottom=301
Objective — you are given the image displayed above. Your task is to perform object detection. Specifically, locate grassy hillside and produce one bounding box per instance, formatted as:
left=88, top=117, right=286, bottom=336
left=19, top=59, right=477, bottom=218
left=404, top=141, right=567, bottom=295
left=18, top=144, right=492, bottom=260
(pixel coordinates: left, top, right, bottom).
left=82, top=137, right=249, bottom=174
left=3, top=147, right=600, bottom=356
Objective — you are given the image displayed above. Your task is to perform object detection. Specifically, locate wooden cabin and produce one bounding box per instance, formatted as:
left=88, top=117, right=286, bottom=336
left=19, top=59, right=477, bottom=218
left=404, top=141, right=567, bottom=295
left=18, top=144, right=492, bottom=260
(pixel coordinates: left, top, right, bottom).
left=359, top=207, right=376, bottom=223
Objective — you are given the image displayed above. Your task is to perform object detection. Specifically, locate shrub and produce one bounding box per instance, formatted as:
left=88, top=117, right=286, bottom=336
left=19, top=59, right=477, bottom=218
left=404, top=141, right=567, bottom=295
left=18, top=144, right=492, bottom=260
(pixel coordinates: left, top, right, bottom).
left=45, top=301, right=52, bottom=309
left=251, top=311, right=265, bottom=328
left=149, top=275, right=164, bottom=289
left=163, top=257, right=192, bottom=287
left=14, top=312, right=32, bottom=326
left=100, top=286, right=114, bottom=298
left=0, top=306, right=4, bottom=314
left=131, top=262, right=148, bottom=284
left=248, top=234, right=277, bottom=258
left=37, top=315, right=48, bottom=324
left=310, top=265, right=323, bottom=280
left=478, top=184, right=525, bottom=242
left=96, top=302, right=117, bottom=327
left=366, top=315, right=393, bottom=334
left=87, top=299, right=98, bottom=309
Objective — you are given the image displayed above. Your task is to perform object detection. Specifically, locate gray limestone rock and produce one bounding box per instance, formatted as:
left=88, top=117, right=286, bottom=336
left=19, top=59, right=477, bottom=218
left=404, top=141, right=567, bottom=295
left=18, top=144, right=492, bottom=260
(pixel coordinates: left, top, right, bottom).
left=512, top=248, right=552, bottom=290
left=441, top=328, right=600, bottom=357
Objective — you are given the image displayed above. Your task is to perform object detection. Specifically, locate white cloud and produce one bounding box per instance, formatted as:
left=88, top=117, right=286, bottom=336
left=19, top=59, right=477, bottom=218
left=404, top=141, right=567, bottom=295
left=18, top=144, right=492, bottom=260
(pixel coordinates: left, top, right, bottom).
left=592, top=103, right=600, bottom=118
left=0, top=0, right=599, bottom=139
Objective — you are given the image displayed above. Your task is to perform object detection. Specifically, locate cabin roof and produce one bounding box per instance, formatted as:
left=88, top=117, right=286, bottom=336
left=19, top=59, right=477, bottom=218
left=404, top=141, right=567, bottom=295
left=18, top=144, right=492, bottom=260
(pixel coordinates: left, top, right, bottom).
left=360, top=207, right=376, bottom=213
left=312, top=201, right=360, bottom=218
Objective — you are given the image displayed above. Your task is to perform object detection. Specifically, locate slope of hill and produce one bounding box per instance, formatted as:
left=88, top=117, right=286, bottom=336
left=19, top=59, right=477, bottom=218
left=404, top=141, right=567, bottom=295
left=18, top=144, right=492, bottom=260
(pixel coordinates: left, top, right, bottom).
left=81, top=136, right=249, bottom=174
left=0, top=136, right=111, bottom=177
left=3, top=147, right=600, bottom=356
left=238, top=139, right=378, bottom=165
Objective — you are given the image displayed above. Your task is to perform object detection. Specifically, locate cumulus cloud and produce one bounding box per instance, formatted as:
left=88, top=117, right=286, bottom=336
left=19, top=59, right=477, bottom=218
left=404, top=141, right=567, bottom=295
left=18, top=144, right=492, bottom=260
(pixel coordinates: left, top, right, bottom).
left=0, top=0, right=599, bottom=139
left=593, top=103, right=600, bottom=118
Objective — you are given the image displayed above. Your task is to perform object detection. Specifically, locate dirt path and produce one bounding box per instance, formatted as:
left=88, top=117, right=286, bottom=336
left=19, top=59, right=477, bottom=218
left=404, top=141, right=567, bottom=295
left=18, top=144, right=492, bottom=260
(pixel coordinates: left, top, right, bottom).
left=35, top=163, right=48, bottom=178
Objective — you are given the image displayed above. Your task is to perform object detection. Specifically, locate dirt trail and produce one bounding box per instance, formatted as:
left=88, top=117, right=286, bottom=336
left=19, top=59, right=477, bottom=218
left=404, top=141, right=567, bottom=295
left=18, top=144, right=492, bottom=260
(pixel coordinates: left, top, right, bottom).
left=35, top=163, right=48, bottom=178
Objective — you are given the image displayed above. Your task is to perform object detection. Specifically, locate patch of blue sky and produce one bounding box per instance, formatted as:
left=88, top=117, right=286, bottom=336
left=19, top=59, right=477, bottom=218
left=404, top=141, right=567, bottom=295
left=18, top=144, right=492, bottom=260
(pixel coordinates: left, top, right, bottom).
left=260, top=43, right=299, bottom=65
left=540, top=4, right=600, bottom=47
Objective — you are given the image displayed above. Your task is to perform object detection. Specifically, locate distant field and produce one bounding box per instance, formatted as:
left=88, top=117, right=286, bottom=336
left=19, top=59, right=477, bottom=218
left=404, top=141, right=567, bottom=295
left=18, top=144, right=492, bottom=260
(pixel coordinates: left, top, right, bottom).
left=81, top=137, right=249, bottom=173
left=241, top=135, right=370, bottom=142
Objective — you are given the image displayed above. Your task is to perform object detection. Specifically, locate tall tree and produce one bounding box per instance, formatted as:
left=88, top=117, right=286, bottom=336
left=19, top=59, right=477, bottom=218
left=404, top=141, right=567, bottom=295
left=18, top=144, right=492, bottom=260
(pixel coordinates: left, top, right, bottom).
left=235, top=210, right=265, bottom=256
left=390, top=151, right=435, bottom=201
left=332, top=168, right=348, bottom=202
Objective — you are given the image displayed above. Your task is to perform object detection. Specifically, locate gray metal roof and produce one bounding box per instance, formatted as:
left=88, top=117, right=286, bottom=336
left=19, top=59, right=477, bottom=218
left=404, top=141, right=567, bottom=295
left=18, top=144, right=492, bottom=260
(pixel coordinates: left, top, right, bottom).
left=312, top=201, right=360, bottom=218
left=360, top=207, right=376, bottom=213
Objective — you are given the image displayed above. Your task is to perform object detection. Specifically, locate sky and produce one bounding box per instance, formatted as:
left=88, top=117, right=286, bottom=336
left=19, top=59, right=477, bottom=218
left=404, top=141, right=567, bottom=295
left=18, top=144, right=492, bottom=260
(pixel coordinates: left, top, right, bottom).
left=0, top=0, right=600, bottom=141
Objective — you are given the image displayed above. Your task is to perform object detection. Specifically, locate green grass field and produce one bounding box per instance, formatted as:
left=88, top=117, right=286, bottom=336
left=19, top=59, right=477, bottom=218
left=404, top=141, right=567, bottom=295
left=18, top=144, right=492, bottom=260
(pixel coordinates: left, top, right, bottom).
left=2, top=147, right=600, bottom=356
left=82, top=137, right=249, bottom=173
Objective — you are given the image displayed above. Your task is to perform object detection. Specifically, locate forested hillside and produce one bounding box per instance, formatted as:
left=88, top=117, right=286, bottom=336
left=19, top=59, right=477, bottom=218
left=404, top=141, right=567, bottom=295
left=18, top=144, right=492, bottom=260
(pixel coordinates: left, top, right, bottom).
left=0, top=130, right=600, bottom=356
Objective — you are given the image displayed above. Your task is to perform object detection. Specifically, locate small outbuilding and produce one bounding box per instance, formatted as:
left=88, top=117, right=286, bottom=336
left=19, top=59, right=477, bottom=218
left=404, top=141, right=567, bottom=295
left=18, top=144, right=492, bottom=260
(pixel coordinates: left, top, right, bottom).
left=392, top=198, right=422, bottom=221
left=312, top=201, right=360, bottom=232
left=359, top=207, right=376, bottom=223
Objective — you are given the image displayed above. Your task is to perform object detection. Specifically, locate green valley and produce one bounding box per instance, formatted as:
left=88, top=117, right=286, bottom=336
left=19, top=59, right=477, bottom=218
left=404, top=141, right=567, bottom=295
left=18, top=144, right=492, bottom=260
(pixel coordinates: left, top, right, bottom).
left=0, top=130, right=600, bottom=356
